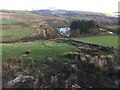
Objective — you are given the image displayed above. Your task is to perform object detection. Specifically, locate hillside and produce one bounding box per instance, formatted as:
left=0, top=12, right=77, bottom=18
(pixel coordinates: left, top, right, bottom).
left=0, top=10, right=70, bottom=41
left=1, top=10, right=120, bottom=89
left=32, top=9, right=118, bottom=25
left=1, top=10, right=118, bottom=41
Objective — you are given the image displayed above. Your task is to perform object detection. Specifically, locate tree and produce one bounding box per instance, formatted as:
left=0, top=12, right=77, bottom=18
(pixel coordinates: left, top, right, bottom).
left=70, top=21, right=78, bottom=30
left=70, top=19, right=96, bottom=36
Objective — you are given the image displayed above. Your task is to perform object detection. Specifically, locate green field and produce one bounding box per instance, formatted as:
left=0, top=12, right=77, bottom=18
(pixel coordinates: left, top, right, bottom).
left=74, top=35, right=119, bottom=48
left=2, top=19, right=31, bottom=26
left=2, top=41, right=76, bottom=61
left=2, top=19, right=18, bottom=25
left=1, top=29, right=38, bottom=42
left=106, top=25, right=120, bottom=30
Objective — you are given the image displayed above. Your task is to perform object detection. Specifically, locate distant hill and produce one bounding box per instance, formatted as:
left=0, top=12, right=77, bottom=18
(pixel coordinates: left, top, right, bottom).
left=32, top=9, right=118, bottom=25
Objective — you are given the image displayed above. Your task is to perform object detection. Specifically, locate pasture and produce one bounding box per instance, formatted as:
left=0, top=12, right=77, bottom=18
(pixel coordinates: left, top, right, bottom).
left=73, top=35, right=119, bottom=49
left=2, top=41, right=76, bottom=61
left=1, top=29, right=38, bottom=42
left=106, top=25, right=120, bottom=30
left=2, top=19, right=31, bottom=26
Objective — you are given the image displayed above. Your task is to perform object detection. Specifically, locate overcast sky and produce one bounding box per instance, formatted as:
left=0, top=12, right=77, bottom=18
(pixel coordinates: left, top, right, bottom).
left=0, top=0, right=119, bottom=13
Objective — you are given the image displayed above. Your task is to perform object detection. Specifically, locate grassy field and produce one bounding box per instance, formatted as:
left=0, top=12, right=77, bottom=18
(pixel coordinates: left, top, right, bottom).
left=1, top=29, right=38, bottom=42
left=2, top=19, right=32, bottom=26
left=74, top=35, right=119, bottom=49
left=106, top=25, right=120, bottom=30
left=2, top=41, right=76, bottom=61
left=2, top=19, right=18, bottom=25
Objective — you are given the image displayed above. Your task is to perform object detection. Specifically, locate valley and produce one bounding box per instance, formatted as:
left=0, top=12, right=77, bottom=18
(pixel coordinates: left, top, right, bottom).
left=1, top=9, right=120, bottom=88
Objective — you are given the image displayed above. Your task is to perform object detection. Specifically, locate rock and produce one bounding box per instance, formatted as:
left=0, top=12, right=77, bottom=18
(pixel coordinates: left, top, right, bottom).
left=72, top=84, right=81, bottom=89
left=65, top=80, right=69, bottom=88
left=106, top=55, right=113, bottom=59
left=100, top=55, right=106, bottom=59
left=71, top=64, right=78, bottom=73
left=7, top=75, right=35, bottom=88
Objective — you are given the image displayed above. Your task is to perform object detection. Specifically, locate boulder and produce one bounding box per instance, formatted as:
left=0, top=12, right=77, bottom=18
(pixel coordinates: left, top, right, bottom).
left=7, top=75, right=35, bottom=88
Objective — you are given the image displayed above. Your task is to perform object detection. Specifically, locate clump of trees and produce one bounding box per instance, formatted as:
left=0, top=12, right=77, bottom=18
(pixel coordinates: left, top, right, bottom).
left=118, top=19, right=120, bottom=25
left=70, top=19, right=97, bottom=36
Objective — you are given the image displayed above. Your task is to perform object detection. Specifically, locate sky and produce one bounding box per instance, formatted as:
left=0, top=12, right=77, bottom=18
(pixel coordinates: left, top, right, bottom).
left=0, top=0, right=119, bottom=13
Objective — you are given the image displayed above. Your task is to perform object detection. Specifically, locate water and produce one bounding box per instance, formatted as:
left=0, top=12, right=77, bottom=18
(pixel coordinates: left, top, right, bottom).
left=99, top=28, right=114, bottom=34
left=57, top=27, right=70, bottom=37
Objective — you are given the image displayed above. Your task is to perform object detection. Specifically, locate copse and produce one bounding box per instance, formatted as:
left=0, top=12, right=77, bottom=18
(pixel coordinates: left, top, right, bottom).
left=70, top=19, right=97, bottom=36
left=118, top=19, right=120, bottom=25
left=70, top=21, right=78, bottom=30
